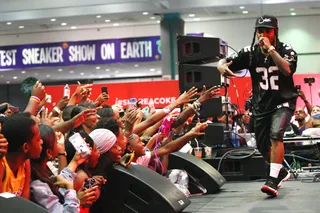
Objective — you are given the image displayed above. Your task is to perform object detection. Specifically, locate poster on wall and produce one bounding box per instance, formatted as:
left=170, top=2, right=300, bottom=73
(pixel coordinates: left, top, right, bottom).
left=0, top=36, right=161, bottom=69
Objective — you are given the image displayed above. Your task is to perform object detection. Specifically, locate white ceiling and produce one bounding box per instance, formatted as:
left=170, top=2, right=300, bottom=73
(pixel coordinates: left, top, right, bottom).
left=0, top=0, right=320, bottom=84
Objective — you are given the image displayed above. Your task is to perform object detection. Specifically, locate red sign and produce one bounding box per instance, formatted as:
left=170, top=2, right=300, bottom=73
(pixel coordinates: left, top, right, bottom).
left=45, top=73, right=320, bottom=113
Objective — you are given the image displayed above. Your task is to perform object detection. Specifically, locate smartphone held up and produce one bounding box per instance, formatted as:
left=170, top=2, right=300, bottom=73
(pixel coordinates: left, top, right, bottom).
left=69, top=133, right=91, bottom=158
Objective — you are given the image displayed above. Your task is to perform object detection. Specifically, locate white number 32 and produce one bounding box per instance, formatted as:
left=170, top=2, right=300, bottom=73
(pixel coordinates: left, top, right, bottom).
left=256, top=66, right=279, bottom=90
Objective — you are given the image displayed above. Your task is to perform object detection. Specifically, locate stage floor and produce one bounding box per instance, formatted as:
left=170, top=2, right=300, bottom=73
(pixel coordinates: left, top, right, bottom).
left=183, top=180, right=320, bottom=213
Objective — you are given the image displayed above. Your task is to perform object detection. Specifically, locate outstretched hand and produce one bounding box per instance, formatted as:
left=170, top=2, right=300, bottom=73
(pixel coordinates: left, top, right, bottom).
left=72, top=109, right=96, bottom=128
left=198, top=85, right=220, bottom=104
left=176, top=87, right=198, bottom=105
left=188, top=119, right=208, bottom=136
left=218, top=61, right=236, bottom=78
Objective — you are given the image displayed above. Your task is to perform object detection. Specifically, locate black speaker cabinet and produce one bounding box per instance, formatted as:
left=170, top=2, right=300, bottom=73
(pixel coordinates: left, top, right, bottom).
left=177, top=35, right=228, bottom=64
left=188, top=94, right=222, bottom=118
left=179, top=64, right=222, bottom=92
left=93, top=164, right=190, bottom=213
left=168, top=152, right=226, bottom=194
left=0, top=194, right=49, bottom=213
left=203, top=123, right=225, bottom=147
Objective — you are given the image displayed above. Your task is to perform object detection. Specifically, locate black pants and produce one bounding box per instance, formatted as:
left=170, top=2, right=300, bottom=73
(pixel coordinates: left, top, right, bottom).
left=254, top=107, right=293, bottom=158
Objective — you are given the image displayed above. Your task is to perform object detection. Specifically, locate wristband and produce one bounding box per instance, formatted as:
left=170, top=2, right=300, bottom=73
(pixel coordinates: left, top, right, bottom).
left=163, top=107, right=171, bottom=114
left=190, top=104, right=200, bottom=116
left=193, top=100, right=201, bottom=108
left=53, top=107, right=61, bottom=114
left=58, top=152, right=67, bottom=156
left=30, top=96, right=40, bottom=104
left=268, top=46, right=275, bottom=53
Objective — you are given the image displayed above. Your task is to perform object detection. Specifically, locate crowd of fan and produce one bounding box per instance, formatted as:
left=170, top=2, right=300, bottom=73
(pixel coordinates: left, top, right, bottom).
left=0, top=81, right=220, bottom=213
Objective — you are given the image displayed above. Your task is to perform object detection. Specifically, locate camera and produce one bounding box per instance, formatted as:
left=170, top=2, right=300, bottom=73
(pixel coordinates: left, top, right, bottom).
left=304, top=77, right=315, bottom=84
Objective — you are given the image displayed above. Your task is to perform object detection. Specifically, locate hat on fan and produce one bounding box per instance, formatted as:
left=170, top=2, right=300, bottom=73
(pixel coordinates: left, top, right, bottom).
left=255, top=15, right=278, bottom=29
left=89, top=129, right=117, bottom=154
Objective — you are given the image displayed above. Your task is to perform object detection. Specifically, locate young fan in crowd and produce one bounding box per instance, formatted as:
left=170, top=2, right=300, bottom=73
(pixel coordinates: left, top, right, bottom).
left=0, top=114, right=43, bottom=198
left=30, top=124, right=94, bottom=213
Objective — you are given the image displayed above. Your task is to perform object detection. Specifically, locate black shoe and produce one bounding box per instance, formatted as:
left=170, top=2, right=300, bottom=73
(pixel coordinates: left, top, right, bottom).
left=276, top=167, right=290, bottom=188
left=261, top=177, right=278, bottom=197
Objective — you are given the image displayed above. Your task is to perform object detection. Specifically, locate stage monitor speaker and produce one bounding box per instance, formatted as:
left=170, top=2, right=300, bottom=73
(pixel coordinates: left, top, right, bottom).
left=168, top=152, right=226, bottom=194
left=179, top=64, right=222, bottom=92
left=94, top=164, right=190, bottom=213
left=0, top=194, right=49, bottom=213
left=177, top=35, right=228, bottom=64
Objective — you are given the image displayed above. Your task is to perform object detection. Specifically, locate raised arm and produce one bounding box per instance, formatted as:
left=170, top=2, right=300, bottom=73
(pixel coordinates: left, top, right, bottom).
left=151, top=120, right=208, bottom=160
left=24, top=81, right=46, bottom=116
left=133, top=87, right=198, bottom=135
left=172, top=85, right=220, bottom=128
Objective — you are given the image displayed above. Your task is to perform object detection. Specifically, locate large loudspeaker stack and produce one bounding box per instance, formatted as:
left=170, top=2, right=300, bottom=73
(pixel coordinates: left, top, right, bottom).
left=177, top=35, right=228, bottom=119
left=177, top=35, right=228, bottom=146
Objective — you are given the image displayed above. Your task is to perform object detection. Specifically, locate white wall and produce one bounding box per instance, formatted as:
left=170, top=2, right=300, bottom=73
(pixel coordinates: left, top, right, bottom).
left=1, top=15, right=319, bottom=74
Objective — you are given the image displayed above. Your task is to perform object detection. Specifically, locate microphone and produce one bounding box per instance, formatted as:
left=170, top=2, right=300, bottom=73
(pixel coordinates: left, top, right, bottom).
left=258, top=39, right=264, bottom=47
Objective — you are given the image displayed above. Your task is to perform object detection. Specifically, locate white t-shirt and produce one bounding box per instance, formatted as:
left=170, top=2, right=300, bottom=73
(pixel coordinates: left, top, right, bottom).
left=136, top=150, right=152, bottom=167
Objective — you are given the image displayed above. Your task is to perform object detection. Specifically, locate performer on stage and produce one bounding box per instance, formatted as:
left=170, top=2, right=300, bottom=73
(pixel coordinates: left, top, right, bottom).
left=217, top=15, right=298, bottom=197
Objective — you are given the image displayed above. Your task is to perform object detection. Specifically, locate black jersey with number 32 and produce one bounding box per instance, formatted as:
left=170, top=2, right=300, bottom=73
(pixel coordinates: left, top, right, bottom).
left=226, top=42, right=298, bottom=116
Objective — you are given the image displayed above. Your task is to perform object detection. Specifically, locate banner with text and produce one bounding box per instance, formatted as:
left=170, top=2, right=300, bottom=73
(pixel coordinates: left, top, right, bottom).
left=44, top=73, right=320, bottom=112
left=0, top=36, right=161, bottom=69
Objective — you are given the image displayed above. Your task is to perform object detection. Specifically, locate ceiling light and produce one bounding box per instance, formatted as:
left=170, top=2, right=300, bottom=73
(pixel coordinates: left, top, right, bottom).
left=115, top=70, right=119, bottom=73
left=6, top=81, right=10, bottom=84
left=113, top=23, right=119, bottom=26
left=242, top=11, right=249, bottom=14
left=142, top=12, right=149, bottom=15
left=150, top=68, right=155, bottom=72
left=7, top=22, right=12, bottom=25
left=291, top=12, right=296, bottom=16
left=96, top=15, right=102, bottom=19
left=80, top=72, right=84, bottom=75
left=13, top=76, right=17, bottom=79
left=69, top=70, right=74, bottom=73
left=96, top=66, right=101, bottom=70
left=105, top=19, right=111, bottom=23
left=34, top=73, right=38, bottom=76
left=50, top=18, right=56, bottom=22
left=189, top=14, right=195, bottom=17
left=105, top=74, right=110, bottom=78
left=99, top=76, right=103, bottom=79
left=134, top=64, right=139, bottom=67
left=105, top=69, right=110, bottom=71
left=46, top=74, right=51, bottom=78
left=71, top=26, right=77, bottom=29
left=150, top=17, right=156, bottom=20
left=157, top=20, right=161, bottom=24
left=61, top=23, right=67, bottom=26
left=19, top=26, right=24, bottom=29
left=239, top=6, right=245, bottom=9
left=193, top=18, right=200, bottom=21
left=157, top=70, right=162, bottom=73
left=21, top=71, right=26, bottom=74
left=58, top=68, right=63, bottom=72
left=290, top=8, right=295, bottom=11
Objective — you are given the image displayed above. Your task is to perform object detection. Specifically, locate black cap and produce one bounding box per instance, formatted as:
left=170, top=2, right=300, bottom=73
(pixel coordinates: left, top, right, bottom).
left=255, top=15, right=278, bottom=29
